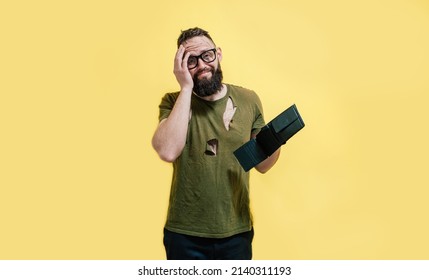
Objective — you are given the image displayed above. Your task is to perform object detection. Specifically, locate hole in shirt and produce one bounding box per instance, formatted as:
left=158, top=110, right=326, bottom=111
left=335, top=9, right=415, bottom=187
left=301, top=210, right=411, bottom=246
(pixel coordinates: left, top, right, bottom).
left=205, top=139, right=218, bottom=156
left=223, top=97, right=237, bottom=131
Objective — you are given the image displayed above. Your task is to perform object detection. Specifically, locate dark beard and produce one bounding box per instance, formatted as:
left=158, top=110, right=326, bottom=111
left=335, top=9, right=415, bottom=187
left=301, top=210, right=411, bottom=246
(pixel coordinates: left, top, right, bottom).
left=192, top=65, right=223, bottom=97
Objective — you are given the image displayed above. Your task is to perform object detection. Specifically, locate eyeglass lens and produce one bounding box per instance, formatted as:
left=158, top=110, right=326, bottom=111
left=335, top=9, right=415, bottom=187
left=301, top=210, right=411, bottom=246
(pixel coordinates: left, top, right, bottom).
left=187, top=49, right=216, bottom=69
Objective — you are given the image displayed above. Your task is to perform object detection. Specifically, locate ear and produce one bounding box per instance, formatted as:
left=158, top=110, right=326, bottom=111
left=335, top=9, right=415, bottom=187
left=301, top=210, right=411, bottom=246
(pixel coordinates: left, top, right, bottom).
left=217, top=47, right=223, bottom=62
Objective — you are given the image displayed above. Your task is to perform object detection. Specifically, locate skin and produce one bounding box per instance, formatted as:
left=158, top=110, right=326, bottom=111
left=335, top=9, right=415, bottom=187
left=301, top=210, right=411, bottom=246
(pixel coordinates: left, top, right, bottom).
left=151, top=36, right=280, bottom=173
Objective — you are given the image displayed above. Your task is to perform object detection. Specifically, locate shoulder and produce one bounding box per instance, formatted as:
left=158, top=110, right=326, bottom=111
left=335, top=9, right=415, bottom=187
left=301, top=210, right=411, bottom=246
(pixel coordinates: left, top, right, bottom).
left=227, top=84, right=262, bottom=107
left=161, top=91, right=180, bottom=103
left=227, top=84, right=261, bottom=101
left=227, top=84, right=257, bottom=95
left=159, top=91, right=181, bottom=109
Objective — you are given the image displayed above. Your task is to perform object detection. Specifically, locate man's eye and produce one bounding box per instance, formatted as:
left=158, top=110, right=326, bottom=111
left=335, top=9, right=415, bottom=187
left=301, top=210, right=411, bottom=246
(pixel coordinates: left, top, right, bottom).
left=202, top=53, right=213, bottom=60
left=188, top=57, right=197, bottom=64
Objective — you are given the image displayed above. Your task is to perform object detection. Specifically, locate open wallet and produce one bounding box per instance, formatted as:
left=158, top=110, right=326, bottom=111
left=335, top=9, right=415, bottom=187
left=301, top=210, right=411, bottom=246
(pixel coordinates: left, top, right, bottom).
left=233, top=104, right=305, bottom=172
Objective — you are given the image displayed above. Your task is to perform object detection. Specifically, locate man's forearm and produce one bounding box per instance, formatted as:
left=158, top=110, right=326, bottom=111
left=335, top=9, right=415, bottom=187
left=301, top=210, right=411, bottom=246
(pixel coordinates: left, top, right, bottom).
left=255, top=148, right=281, bottom=174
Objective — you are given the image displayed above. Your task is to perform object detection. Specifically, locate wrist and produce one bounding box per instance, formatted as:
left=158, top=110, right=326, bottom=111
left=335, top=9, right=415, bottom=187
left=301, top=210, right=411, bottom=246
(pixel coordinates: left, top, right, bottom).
left=180, top=86, right=193, bottom=94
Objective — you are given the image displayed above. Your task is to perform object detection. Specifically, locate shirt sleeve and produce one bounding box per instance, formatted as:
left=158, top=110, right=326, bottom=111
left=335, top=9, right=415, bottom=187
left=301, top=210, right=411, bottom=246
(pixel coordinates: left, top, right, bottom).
left=158, top=92, right=180, bottom=122
left=251, top=92, right=266, bottom=135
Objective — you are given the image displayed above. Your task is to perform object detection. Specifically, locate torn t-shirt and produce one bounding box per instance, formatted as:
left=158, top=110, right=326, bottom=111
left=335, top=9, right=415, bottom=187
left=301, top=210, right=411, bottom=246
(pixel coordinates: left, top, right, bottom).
left=157, top=84, right=265, bottom=238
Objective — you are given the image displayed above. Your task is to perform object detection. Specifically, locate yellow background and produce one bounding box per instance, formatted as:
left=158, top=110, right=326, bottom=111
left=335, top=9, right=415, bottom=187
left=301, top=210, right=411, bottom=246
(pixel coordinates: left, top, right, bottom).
left=1, top=0, right=429, bottom=259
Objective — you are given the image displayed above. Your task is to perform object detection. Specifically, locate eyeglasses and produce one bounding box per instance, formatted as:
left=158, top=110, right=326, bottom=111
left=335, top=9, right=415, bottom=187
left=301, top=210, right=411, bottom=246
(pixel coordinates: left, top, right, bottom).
left=187, top=48, right=217, bottom=69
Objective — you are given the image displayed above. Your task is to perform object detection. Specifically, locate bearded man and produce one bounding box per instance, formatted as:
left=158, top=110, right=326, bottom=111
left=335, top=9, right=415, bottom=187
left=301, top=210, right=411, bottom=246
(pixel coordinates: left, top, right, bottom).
left=152, top=27, right=281, bottom=260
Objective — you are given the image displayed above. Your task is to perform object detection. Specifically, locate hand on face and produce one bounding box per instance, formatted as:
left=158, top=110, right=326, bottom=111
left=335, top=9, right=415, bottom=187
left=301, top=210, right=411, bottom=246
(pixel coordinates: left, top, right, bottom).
left=173, top=45, right=193, bottom=92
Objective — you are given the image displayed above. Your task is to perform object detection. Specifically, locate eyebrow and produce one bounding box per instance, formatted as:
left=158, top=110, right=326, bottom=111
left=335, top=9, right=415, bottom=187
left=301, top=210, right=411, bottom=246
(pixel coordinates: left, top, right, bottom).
left=188, top=48, right=215, bottom=57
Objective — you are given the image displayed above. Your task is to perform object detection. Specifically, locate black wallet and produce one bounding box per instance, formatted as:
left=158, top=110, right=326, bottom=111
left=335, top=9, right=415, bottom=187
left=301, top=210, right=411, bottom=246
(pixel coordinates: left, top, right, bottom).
left=233, top=104, right=305, bottom=172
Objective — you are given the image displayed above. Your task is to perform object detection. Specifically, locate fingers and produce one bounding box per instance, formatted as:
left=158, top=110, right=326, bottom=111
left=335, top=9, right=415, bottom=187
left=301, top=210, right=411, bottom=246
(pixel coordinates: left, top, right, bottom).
left=174, top=45, right=185, bottom=68
left=174, top=45, right=189, bottom=70
left=174, top=45, right=193, bottom=91
left=174, top=45, right=189, bottom=74
left=182, top=51, right=191, bottom=69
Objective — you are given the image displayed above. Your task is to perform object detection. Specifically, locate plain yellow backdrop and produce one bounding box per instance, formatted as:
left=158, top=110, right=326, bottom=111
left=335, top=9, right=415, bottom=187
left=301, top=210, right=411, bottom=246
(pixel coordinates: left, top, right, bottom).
left=1, top=0, right=429, bottom=259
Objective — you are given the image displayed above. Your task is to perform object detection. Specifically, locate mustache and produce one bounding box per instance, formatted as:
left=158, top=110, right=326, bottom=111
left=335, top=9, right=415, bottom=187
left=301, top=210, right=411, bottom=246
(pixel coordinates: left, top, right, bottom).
left=194, top=67, right=214, bottom=77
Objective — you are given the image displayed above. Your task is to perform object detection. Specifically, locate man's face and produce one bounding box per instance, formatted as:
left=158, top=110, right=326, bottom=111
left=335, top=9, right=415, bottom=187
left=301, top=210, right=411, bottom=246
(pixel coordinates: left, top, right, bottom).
left=183, top=36, right=223, bottom=97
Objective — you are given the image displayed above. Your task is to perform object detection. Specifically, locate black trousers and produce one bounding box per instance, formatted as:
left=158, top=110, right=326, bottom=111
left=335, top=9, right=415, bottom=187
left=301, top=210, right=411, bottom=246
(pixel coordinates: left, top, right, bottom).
left=163, top=228, right=254, bottom=260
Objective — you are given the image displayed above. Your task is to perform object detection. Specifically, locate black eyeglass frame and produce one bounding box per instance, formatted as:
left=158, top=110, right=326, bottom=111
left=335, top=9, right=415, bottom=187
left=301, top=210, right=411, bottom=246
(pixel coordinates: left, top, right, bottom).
left=187, top=48, right=217, bottom=70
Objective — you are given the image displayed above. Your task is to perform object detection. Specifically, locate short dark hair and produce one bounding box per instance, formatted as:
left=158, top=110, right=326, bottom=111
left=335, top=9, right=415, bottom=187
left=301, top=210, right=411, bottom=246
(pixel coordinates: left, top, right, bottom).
left=177, top=27, right=215, bottom=48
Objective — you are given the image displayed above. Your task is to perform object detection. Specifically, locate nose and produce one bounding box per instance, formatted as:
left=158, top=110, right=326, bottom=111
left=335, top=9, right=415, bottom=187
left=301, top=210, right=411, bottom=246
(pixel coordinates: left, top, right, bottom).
left=196, top=57, right=208, bottom=68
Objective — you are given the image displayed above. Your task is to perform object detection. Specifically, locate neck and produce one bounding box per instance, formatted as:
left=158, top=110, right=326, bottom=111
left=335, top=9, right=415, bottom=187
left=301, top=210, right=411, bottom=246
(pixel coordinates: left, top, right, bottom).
left=196, top=84, right=227, bottom=101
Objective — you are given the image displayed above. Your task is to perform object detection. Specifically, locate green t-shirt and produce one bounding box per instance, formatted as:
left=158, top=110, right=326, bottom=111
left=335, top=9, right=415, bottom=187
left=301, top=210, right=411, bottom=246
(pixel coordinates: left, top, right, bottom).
left=158, top=84, right=265, bottom=238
